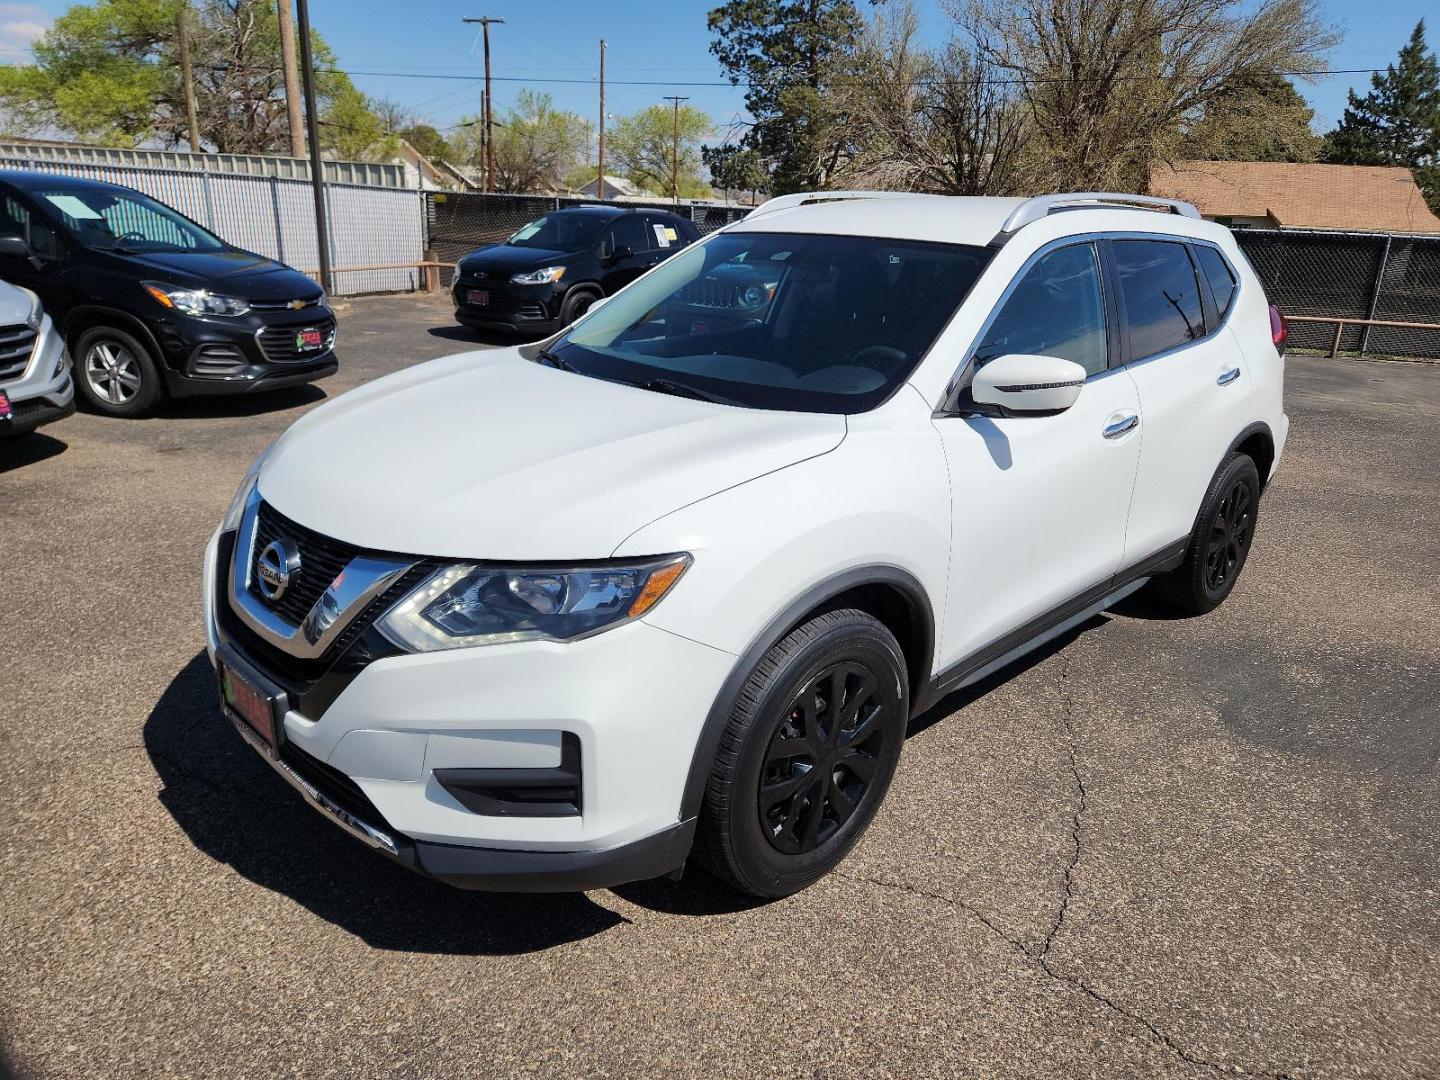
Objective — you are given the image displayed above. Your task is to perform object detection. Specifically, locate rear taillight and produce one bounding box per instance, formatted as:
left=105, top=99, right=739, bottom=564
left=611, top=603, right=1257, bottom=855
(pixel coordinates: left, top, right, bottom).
left=1268, top=304, right=1288, bottom=352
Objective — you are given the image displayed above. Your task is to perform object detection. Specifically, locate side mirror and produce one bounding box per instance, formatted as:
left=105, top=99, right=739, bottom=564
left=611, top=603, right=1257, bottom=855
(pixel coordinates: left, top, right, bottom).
left=970, top=353, right=1086, bottom=415
left=0, top=234, right=30, bottom=257
left=609, top=244, right=634, bottom=263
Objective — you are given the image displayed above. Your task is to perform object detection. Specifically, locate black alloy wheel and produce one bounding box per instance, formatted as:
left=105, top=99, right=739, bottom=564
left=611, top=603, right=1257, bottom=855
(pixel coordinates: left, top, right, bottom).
left=695, top=608, right=908, bottom=898
left=760, top=663, right=887, bottom=855
left=1205, top=479, right=1254, bottom=593
left=1150, top=451, right=1262, bottom=614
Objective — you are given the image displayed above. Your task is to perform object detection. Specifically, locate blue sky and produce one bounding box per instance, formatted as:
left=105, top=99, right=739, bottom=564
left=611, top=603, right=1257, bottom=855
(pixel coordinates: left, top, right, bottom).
left=0, top=0, right=1434, bottom=146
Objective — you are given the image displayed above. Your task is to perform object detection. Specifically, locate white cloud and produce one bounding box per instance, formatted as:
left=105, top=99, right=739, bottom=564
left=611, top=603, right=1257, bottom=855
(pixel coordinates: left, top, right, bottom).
left=0, top=20, right=47, bottom=42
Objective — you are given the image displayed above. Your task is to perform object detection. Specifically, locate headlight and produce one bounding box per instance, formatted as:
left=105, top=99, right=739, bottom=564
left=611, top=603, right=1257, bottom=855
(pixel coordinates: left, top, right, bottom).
left=144, top=282, right=251, bottom=317
left=16, top=286, right=41, bottom=329
left=510, top=266, right=565, bottom=286
left=220, top=442, right=273, bottom=531
left=378, top=554, right=690, bottom=652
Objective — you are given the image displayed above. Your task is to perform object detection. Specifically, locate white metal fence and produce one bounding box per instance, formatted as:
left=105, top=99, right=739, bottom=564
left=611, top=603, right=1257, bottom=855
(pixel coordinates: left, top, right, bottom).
left=0, top=155, right=424, bottom=295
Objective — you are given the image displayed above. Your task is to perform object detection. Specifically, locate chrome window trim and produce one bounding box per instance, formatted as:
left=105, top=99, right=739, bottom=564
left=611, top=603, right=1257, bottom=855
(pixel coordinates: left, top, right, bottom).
left=937, top=230, right=1243, bottom=414
left=227, top=485, right=415, bottom=659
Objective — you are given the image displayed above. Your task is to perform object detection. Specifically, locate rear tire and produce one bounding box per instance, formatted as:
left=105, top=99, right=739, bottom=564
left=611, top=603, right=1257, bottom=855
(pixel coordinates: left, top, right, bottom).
left=695, top=609, right=908, bottom=898
left=1149, top=452, right=1261, bottom=614
left=73, top=325, right=163, bottom=418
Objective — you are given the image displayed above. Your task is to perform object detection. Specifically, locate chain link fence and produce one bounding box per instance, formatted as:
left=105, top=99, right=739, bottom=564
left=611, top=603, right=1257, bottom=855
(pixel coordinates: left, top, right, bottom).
left=425, top=191, right=750, bottom=286
left=1233, top=228, right=1440, bottom=359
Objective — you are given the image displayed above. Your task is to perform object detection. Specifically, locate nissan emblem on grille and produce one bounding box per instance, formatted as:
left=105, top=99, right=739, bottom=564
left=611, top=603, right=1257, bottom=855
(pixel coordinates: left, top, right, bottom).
left=255, top=538, right=301, bottom=602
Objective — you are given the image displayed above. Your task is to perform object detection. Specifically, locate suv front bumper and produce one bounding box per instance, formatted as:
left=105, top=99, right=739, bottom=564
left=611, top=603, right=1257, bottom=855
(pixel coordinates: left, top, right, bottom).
left=203, top=527, right=734, bottom=891
left=1, top=313, right=74, bottom=437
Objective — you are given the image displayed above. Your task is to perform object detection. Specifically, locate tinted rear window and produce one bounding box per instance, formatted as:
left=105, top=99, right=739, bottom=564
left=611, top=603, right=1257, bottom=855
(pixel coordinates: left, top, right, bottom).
left=1112, top=240, right=1205, bottom=360
left=1194, top=245, right=1238, bottom=320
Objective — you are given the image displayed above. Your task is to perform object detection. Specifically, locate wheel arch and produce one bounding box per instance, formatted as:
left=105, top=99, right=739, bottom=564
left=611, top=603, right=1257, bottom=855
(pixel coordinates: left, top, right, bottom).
left=62, top=306, right=165, bottom=366
left=563, top=280, right=605, bottom=303
left=1227, top=421, right=1275, bottom=490
left=676, top=564, right=935, bottom=822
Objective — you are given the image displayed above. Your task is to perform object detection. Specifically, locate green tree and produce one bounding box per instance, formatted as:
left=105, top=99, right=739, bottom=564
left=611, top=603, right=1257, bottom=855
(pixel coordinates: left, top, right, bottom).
left=1322, top=21, right=1440, bottom=210
left=452, top=91, right=592, bottom=193
left=703, top=143, right=769, bottom=197
left=397, top=123, right=454, bottom=163
left=1182, top=74, right=1323, bottom=162
left=707, top=0, right=868, bottom=194
left=609, top=103, right=713, bottom=197
left=0, top=0, right=389, bottom=159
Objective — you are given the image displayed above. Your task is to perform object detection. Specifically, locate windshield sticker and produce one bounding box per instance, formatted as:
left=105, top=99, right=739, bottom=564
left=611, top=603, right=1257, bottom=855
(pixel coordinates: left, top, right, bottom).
left=653, top=223, right=671, bottom=247
left=43, top=194, right=103, bottom=220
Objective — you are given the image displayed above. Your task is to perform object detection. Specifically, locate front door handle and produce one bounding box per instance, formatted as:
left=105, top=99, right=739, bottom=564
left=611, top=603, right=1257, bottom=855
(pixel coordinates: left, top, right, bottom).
left=1217, top=367, right=1241, bottom=386
left=1103, top=413, right=1139, bottom=439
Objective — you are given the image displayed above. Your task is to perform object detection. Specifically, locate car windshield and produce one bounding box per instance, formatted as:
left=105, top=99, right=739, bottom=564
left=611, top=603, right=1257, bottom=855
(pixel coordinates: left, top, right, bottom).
left=507, top=212, right=610, bottom=251
left=32, top=187, right=227, bottom=253
left=549, top=231, right=992, bottom=413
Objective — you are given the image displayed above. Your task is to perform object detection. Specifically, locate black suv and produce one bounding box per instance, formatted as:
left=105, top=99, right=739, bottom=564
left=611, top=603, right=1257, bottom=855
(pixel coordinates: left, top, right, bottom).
left=0, top=171, right=336, bottom=417
left=453, top=205, right=699, bottom=335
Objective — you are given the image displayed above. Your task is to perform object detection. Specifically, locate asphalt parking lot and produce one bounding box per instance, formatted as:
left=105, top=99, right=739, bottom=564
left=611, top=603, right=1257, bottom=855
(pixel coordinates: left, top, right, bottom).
left=2, top=294, right=1438, bottom=1079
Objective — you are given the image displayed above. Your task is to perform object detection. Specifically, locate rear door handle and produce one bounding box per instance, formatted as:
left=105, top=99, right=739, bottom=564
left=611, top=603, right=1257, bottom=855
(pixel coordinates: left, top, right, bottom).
left=1103, top=413, right=1139, bottom=439
left=1217, top=367, right=1241, bottom=386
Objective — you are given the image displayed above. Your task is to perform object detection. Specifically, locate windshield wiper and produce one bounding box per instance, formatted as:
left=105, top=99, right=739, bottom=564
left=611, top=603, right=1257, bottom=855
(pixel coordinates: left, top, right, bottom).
left=535, top=348, right=578, bottom=372
left=628, top=377, right=734, bottom=405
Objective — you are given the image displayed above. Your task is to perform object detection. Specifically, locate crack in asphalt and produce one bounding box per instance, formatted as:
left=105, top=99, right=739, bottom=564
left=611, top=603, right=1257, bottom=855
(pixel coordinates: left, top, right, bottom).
left=1039, top=655, right=1085, bottom=965
left=842, top=654, right=1300, bottom=1080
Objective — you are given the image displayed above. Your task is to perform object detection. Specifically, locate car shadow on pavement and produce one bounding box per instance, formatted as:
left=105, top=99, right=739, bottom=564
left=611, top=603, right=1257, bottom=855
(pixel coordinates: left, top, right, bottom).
left=426, top=324, right=535, bottom=347
left=0, top=431, right=67, bottom=472
left=145, top=653, right=627, bottom=955
left=161, top=384, right=328, bottom=420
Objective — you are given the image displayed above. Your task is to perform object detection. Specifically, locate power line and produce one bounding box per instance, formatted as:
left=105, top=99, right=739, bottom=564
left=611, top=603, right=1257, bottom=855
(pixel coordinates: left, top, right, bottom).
left=324, top=66, right=1389, bottom=88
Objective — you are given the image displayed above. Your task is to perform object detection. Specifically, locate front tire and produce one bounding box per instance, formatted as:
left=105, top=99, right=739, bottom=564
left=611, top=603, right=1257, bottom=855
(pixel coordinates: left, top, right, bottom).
left=559, top=289, right=600, bottom=327
left=1150, top=452, right=1261, bottom=614
left=73, top=326, right=163, bottom=418
left=695, top=609, right=908, bottom=898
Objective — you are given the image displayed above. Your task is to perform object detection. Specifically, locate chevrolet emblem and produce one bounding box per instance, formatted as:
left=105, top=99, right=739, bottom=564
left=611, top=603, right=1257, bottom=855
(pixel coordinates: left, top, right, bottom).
left=287, top=299, right=306, bottom=310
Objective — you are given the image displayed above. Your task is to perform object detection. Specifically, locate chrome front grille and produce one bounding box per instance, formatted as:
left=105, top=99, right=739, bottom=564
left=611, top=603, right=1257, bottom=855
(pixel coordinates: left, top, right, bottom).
left=251, top=500, right=360, bottom=625
left=256, top=317, right=337, bottom=363
left=0, top=323, right=36, bottom=380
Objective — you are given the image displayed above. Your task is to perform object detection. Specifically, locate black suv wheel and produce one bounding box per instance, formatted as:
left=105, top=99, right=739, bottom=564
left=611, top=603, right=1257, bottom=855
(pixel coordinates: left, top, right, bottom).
left=1151, top=452, right=1262, bottom=614
left=695, top=609, right=908, bottom=898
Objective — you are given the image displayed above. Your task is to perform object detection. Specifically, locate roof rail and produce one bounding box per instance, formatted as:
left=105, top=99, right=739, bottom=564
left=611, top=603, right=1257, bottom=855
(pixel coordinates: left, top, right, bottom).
left=744, top=190, right=922, bottom=220
left=999, top=193, right=1201, bottom=234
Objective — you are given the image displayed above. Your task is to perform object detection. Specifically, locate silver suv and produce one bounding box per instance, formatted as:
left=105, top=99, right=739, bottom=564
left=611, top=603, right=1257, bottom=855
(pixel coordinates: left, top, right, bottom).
left=0, top=280, right=73, bottom=438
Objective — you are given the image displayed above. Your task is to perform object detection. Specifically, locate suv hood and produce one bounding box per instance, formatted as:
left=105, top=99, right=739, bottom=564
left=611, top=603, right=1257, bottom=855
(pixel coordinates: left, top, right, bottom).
left=120, top=249, right=323, bottom=301
left=461, top=244, right=574, bottom=274
left=257, top=349, right=846, bottom=560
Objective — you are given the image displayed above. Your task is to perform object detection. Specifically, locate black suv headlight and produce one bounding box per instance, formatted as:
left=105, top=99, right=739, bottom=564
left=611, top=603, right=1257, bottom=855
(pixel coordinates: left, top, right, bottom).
left=145, top=282, right=251, bottom=317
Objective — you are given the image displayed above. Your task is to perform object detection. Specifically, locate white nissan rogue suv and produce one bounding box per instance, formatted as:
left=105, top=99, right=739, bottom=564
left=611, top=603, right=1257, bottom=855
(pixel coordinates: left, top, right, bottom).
left=203, top=191, right=1288, bottom=898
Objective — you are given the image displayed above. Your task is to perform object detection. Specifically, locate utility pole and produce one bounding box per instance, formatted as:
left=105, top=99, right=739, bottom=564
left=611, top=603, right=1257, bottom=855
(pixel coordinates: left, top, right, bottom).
left=295, top=0, right=331, bottom=293
left=462, top=16, right=504, bottom=192
left=597, top=39, right=606, bottom=200
left=663, top=95, right=689, bottom=204
left=176, top=4, right=201, bottom=152
left=276, top=0, right=305, bottom=158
